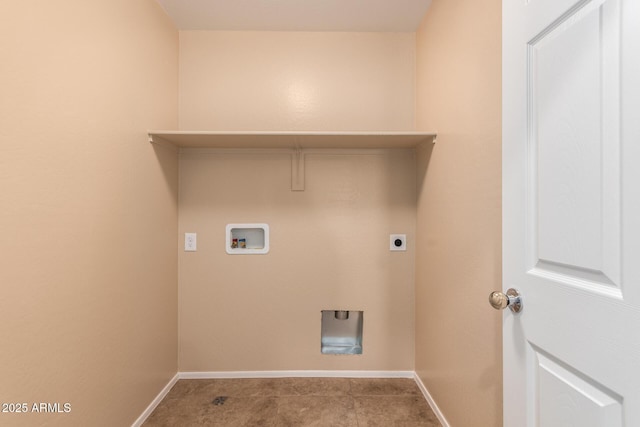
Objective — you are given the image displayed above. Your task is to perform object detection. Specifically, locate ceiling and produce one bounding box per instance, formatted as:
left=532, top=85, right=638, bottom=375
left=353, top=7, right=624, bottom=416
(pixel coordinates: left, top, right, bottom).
left=154, top=0, right=433, bottom=32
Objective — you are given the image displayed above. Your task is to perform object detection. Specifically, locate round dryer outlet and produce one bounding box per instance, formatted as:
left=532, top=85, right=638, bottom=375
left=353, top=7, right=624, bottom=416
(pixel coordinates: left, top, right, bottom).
left=389, top=234, right=406, bottom=251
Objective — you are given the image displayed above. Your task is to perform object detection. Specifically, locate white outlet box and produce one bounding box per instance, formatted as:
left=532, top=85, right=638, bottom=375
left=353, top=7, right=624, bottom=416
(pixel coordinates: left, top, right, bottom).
left=226, top=223, right=269, bottom=255
left=185, top=233, right=197, bottom=251
left=390, top=234, right=406, bottom=251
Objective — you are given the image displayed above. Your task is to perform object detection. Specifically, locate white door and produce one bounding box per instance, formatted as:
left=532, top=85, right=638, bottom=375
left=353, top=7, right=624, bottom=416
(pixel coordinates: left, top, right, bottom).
left=502, top=0, right=640, bottom=425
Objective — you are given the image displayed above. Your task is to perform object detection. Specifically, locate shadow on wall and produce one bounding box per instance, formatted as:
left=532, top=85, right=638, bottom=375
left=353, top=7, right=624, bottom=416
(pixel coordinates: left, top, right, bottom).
left=416, top=140, right=436, bottom=199
left=151, top=142, right=179, bottom=202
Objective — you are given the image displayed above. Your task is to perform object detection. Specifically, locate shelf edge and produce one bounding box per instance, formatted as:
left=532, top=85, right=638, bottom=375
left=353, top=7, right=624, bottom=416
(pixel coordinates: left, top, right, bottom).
left=147, top=130, right=438, bottom=149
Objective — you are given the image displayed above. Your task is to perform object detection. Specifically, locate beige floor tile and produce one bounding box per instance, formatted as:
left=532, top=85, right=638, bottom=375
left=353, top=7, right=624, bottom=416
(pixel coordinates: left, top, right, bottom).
left=275, top=377, right=352, bottom=396
left=275, top=396, right=358, bottom=427
left=191, top=378, right=282, bottom=397
left=354, top=395, right=441, bottom=427
left=144, top=396, right=278, bottom=426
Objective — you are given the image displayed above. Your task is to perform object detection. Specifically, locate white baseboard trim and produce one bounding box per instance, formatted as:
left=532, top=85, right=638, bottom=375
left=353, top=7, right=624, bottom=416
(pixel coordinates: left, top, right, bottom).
left=413, top=372, right=450, bottom=427
left=179, top=370, right=415, bottom=379
left=131, top=373, right=179, bottom=427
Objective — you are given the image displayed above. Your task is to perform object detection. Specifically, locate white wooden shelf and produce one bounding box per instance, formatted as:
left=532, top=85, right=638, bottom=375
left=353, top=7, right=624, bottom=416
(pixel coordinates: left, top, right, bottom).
left=148, top=130, right=436, bottom=149
left=150, top=130, right=437, bottom=192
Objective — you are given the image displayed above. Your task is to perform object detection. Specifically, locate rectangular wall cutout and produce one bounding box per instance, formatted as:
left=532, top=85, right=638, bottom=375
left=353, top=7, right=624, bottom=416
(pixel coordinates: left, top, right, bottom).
left=321, top=310, right=363, bottom=355
left=226, top=223, right=269, bottom=255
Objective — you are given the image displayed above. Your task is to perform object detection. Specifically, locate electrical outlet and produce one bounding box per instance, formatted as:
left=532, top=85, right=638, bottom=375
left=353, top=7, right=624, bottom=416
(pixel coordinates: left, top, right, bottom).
left=390, top=234, right=406, bottom=251
left=185, top=233, right=197, bottom=251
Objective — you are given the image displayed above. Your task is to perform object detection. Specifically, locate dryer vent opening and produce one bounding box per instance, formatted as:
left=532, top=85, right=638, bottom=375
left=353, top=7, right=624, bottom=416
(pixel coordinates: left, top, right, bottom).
left=321, top=310, right=363, bottom=355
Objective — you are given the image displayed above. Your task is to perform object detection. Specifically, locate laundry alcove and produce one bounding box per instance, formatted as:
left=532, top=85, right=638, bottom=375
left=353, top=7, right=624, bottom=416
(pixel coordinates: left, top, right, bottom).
left=162, top=130, right=434, bottom=372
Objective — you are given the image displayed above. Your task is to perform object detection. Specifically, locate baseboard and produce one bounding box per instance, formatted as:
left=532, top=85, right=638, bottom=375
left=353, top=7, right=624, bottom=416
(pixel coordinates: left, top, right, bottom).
left=179, top=370, right=415, bottom=379
left=131, top=372, right=179, bottom=427
left=413, top=372, right=450, bottom=427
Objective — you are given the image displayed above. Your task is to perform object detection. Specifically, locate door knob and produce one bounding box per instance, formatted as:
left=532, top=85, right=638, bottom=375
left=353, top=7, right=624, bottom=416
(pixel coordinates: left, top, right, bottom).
left=489, top=288, right=522, bottom=313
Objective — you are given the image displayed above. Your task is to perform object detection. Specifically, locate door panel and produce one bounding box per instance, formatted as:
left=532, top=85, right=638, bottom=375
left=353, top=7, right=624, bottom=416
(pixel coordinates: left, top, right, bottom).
left=528, top=0, right=622, bottom=292
left=535, top=346, right=623, bottom=427
left=503, top=0, right=640, bottom=425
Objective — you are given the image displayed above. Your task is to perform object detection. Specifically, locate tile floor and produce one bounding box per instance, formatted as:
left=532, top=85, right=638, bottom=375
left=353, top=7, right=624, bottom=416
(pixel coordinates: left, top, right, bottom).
left=143, top=377, right=442, bottom=426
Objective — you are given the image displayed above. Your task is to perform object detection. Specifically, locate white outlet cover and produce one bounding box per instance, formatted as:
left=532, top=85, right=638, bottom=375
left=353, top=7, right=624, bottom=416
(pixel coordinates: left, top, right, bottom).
left=390, top=234, right=406, bottom=251
left=185, top=232, right=197, bottom=251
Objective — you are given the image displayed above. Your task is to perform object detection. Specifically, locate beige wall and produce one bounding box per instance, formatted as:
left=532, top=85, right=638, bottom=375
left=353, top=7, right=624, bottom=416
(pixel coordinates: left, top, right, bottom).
left=177, top=30, right=419, bottom=372
left=0, top=1, right=179, bottom=425
left=178, top=31, right=416, bottom=131
left=179, top=149, right=416, bottom=371
left=414, top=0, right=502, bottom=426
